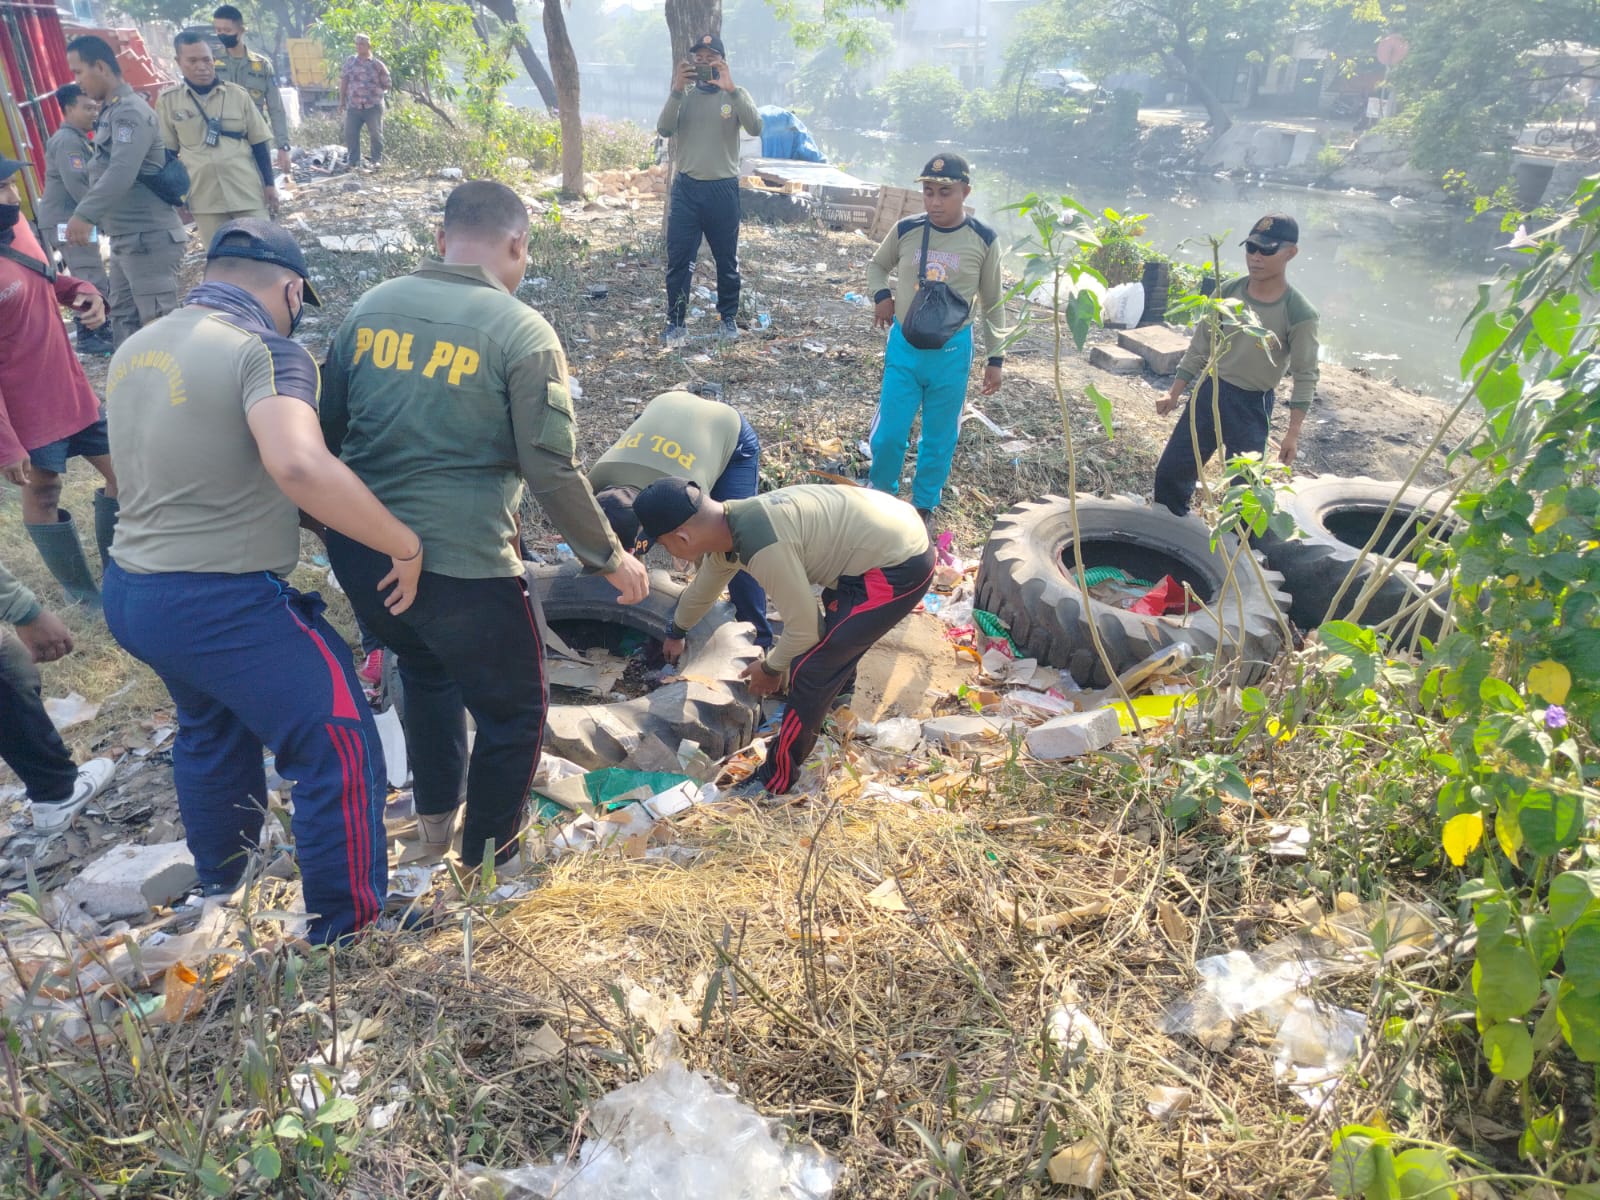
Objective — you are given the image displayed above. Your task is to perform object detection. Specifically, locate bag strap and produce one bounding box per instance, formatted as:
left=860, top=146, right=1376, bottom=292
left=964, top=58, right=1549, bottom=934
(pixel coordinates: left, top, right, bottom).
left=0, top=240, right=56, bottom=282
left=916, top=218, right=931, bottom=286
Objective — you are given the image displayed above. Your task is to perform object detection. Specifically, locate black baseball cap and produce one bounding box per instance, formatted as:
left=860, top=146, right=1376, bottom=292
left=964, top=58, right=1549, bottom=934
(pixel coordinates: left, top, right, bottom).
left=0, top=155, right=26, bottom=183
left=692, top=33, right=725, bottom=56
left=916, top=153, right=971, bottom=185
left=634, top=477, right=704, bottom=541
left=1241, top=213, right=1299, bottom=250
left=207, top=217, right=322, bottom=305
left=596, top=486, right=647, bottom=554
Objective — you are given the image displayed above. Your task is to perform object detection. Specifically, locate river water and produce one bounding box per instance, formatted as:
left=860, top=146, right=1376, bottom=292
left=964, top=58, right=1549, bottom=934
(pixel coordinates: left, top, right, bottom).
left=555, top=82, right=1501, bottom=399
left=814, top=131, right=1505, bottom=400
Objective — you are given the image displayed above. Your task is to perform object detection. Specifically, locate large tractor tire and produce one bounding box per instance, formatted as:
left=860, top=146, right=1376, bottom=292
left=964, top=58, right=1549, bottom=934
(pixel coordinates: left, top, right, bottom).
left=1259, top=475, right=1455, bottom=637
left=382, top=562, right=762, bottom=769
left=976, top=494, right=1292, bottom=688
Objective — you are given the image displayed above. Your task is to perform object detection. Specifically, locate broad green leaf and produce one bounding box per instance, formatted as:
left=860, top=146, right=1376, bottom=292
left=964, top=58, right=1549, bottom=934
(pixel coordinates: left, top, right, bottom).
left=1518, top=788, right=1584, bottom=856
left=1522, top=914, right=1561, bottom=974
left=1494, top=794, right=1523, bottom=865
left=1240, top=686, right=1266, bottom=713
left=1476, top=363, right=1523, bottom=413
left=1394, top=1147, right=1455, bottom=1199
left=1442, top=812, right=1483, bottom=866
left=314, top=1095, right=359, bottom=1125
left=1477, top=676, right=1524, bottom=712
left=249, top=1144, right=282, bottom=1181
left=1086, top=383, right=1114, bottom=439
left=1320, top=619, right=1378, bottom=656
left=1482, top=1022, right=1533, bottom=1080
left=1563, top=913, right=1600, bottom=997
left=1557, top=981, right=1600, bottom=1062
left=1473, top=938, right=1541, bottom=1019
left=273, top=1112, right=306, bottom=1141
left=1530, top=292, right=1581, bottom=355
left=1459, top=310, right=1513, bottom=378
left=1550, top=870, right=1600, bottom=928
left=1526, top=659, right=1571, bottom=704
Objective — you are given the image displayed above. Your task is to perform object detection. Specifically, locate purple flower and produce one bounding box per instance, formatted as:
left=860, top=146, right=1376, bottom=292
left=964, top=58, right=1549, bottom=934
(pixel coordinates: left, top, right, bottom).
left=1546, top=705, right=1568, bottom=730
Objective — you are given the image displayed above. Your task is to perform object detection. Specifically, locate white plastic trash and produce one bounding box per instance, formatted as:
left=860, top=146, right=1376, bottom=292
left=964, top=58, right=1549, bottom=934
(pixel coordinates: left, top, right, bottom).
left=1102, top=281, right=1145, bottom=328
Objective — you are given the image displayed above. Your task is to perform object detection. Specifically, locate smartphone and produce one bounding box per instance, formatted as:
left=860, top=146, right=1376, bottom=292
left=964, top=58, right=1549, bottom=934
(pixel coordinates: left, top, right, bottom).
left=695, top=63, right=717, bottom=82
left=57, top=223, right=97, bottom=244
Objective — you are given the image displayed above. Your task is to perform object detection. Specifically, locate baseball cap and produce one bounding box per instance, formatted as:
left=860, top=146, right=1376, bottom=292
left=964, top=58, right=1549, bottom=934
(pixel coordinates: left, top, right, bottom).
left=1241, top=213, right=1299, bottom=250
left=0, top=155, right=27, bottom=183
left=692, top=33, right=725, bottom=56
left=595, top=486, right=647, bottom=555
left=207, top=217, right=322, bottom=305
left=916, top=153, right=971, bottom=185
left=633, top=477, right=704, bottom=541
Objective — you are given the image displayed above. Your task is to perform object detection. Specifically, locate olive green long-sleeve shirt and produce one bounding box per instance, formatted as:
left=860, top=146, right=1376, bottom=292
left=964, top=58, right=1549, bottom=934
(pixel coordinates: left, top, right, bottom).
left=321, top=260, right=625, bottom=579
left=588, top=390, right=742, bottom=492
left=868, top=214, right=1007, bottom=363
left=214, top=46, right=290, bottom=148
left=1175, top=276, right=1321, bottom=409
left=673, top=485, right=930, bottom=675
left=657, top=85, right=761, bottom=181
left=0, top=560, right=42, bottom=627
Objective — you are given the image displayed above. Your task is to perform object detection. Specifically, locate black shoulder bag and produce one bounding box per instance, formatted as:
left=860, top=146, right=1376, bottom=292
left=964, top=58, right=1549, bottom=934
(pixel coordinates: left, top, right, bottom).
left=899, top=219, right=970, bottom=350
left=137, top=149, right=191, bottom=206
left=0, top=240, right=57, bottom=282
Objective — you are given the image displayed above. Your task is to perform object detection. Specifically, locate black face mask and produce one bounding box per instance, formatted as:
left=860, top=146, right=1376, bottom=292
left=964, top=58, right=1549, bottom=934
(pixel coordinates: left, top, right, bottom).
left=284, top=282, right=305, bottom=336
left=0, top=203, right=19, bottom=231
left=217, top=33, right=240, bottom=48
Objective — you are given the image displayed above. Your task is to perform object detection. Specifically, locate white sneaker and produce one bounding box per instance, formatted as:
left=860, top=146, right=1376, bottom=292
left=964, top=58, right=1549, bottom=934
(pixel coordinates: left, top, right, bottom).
left=30, top=757, right=115, bottom=832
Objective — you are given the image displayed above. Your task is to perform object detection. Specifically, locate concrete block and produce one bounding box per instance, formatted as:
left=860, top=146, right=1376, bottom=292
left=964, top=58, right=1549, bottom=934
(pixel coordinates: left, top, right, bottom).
left=1025, top=708, right=1121, bottom=760
left=1089, top=344, right=1144, bottom=374
left=63, top=841, right=197, bottom=919
left=922, top=713, right=1023, bottom=751
left=1116, top=325, right=1192, bottom=375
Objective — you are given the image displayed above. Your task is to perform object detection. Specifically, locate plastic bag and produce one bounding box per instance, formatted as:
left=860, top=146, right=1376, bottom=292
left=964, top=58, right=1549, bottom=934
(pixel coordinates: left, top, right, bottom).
left=1102, top=281, right=1145, bottom=328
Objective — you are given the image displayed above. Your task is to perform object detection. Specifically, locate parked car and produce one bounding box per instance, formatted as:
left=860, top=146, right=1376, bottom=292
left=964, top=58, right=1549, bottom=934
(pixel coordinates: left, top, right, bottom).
left=1033, top=68, right=1101, bottom=98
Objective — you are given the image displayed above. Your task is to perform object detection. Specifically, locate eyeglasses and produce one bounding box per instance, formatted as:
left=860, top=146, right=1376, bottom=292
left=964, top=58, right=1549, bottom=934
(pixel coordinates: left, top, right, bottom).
left=1244, top=241, right=1282, bottom=256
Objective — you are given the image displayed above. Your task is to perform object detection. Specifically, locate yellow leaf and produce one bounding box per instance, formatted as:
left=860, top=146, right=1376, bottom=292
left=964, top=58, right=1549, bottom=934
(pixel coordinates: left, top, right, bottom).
left=1527, top=660, right=1571, bottom=705
left=1532, top=501, right=1565, bottom=533
left=1495, top=801, right=1522, bottom=866
left=1443, top=812, right=1485, bottom=867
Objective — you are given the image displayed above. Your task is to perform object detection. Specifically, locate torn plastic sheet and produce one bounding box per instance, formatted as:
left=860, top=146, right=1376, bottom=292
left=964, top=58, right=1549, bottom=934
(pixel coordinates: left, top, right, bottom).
left=462, top=1059, right=838, bottom=1199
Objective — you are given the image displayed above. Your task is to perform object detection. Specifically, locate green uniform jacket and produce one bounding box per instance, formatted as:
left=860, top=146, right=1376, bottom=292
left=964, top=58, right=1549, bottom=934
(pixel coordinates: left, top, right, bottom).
left=0, top=560, right=41, bottom=627
left=1175, top=276, right=1321, bottom=409
left=673, top=484, right=930, bottom=676
left=320, top=259, right=626, bottom=580
left=868, top=214, right=1007, bottom=363
left=657, top=85, right=761, bottom=181
left=156, top=82, right=271, bottom=215
left=588, top=390, right=741, bottom=492
left=215, top=47, right=289, bottom=149
left=40, top=125, right=93, bottom=229
left=75, top=81, right=185, bottom=238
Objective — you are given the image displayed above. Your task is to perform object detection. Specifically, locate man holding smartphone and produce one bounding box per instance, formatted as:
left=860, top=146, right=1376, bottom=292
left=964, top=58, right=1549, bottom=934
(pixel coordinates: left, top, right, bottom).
left=656, top=33, right=761, bottom=346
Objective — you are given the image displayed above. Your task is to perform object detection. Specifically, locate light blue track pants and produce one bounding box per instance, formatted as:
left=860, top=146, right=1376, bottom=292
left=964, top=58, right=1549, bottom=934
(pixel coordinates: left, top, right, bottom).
left=867, top=320, right=973, bottom=510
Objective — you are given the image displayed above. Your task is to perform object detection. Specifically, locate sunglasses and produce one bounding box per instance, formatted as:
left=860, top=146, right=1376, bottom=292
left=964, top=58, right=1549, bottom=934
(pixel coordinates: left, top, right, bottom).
left=1244, top=240, right=1283, bottom=256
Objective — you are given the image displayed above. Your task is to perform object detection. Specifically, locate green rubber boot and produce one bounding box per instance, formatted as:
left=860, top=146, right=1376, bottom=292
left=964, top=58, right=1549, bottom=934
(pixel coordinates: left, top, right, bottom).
left=25, top=510, right=101, bottom=608
left=93, top=488, right=120, bottom=570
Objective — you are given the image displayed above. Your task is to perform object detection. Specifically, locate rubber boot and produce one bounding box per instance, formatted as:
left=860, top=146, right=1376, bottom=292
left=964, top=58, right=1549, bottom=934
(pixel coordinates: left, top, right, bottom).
left=92, top=488, right=119, bottom=570
left=25, top=510, right=101, bottom=608
left=416, top=812, right=457, bottom=859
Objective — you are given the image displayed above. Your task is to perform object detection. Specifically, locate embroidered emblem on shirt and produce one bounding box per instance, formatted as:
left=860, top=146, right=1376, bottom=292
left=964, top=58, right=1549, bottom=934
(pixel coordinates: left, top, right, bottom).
left=68, top=154, right=85, bottom=170
left=114, top=124, right=133, bottom=143
left=721, top=103, right=732, bottom=119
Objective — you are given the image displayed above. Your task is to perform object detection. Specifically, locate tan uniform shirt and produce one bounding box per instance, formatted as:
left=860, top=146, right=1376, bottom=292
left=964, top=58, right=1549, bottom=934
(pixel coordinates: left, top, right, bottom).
left=588, top=390, right=742, bottom=492
left=868, top=214, right=1007, bottom=361
left=156, top=82, right=270, bottom=215
left=674, top=484, right=930, bottom=673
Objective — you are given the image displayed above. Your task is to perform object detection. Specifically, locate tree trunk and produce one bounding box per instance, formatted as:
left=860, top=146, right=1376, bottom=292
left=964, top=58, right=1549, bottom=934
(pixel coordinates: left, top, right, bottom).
left=477, top=0, right=559, bottom=111
left=1168, top=46, right=1231, bottom=133
left=661, top=0, right=721, bottom=234
left=543, top=0, right=584, bottom=196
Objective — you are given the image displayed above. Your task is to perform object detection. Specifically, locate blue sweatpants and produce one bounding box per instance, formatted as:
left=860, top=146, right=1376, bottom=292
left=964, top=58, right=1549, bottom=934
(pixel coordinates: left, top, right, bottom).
left=103, top=563, right=387, bottom=944
left=708, top=414, right=774, bottom=648
left=868, top=321, right=974, bottom=510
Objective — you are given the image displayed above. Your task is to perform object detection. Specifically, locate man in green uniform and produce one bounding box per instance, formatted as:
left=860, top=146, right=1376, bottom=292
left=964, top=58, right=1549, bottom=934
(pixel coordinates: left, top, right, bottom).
left=159, top=31, right=277, bottom=248
left=64, top=34, right=187, bottom=349
left=635, top=479, right=933, bottom=798
left=321, top=179, right=649, bottom=870
left=212, top=5, right=291, bottom=176
left=657, top=32, right=762, bottom=344
left=40, top=82, right=112, bottom=353
left=1154, top=213, right=1320, bottom=516
left=590, top=389, right=772, bottom=647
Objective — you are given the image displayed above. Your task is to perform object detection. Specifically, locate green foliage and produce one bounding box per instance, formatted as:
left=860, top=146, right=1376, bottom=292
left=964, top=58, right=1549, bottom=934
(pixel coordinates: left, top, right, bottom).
left=789, top=20, right=893, bottom=126
left=316, top=0, right=478, bottom=119
left=878, top=64, right=965, bottom=133
left=1314, top=145, right=1348, bottom=178
left=1168, top=752, right=1252, bottom=827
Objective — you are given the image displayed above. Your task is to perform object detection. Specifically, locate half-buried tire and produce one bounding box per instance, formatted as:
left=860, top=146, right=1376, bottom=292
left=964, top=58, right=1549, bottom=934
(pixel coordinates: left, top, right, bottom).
left=976, top=494, right=1292, bottom=688
left=382, top=562, right=762, bottom=769
left=1259, top=475, right=1455, bottom=638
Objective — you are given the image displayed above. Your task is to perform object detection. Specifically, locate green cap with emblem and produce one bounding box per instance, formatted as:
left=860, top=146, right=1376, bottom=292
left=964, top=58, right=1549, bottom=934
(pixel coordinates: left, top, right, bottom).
left=916, top=153, right=971, bottom=185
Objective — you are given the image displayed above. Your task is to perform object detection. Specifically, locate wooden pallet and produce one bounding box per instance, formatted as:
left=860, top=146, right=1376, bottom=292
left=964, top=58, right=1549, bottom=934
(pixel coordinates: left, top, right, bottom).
left=868, top=186, right=978, bottom=242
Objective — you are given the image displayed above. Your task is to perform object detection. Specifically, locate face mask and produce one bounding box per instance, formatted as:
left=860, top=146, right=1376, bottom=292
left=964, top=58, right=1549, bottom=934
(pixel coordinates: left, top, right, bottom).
left=284, top=282, right=305, bottom=336
left=0, top=204, right=19, bottom=231
left=217, top=33, right=240, bottom=48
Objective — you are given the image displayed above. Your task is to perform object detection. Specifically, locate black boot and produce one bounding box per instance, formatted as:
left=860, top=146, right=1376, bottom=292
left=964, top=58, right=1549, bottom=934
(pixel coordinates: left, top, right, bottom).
left=93, top=488, right=120, bottom=571
left=25, top=510, right=101, bottom=608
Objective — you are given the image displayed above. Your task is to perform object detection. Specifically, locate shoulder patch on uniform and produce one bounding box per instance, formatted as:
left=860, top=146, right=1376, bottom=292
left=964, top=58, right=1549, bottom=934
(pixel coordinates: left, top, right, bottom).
left=895, top=214, right=929, bottom=238
left=967, top=216, right=998, bottom=246
left=68, top=154, right=85, bottom=171
left=114, top=124, right=133, bottom=143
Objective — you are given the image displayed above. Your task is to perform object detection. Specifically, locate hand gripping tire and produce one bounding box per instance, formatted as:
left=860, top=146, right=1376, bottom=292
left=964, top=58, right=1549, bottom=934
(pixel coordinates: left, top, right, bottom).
left=975, top=494, right=1293, bottom=688
left=1259, top=475, right=1455, bottom=637
left=381, top=562, right=763, bottom=769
